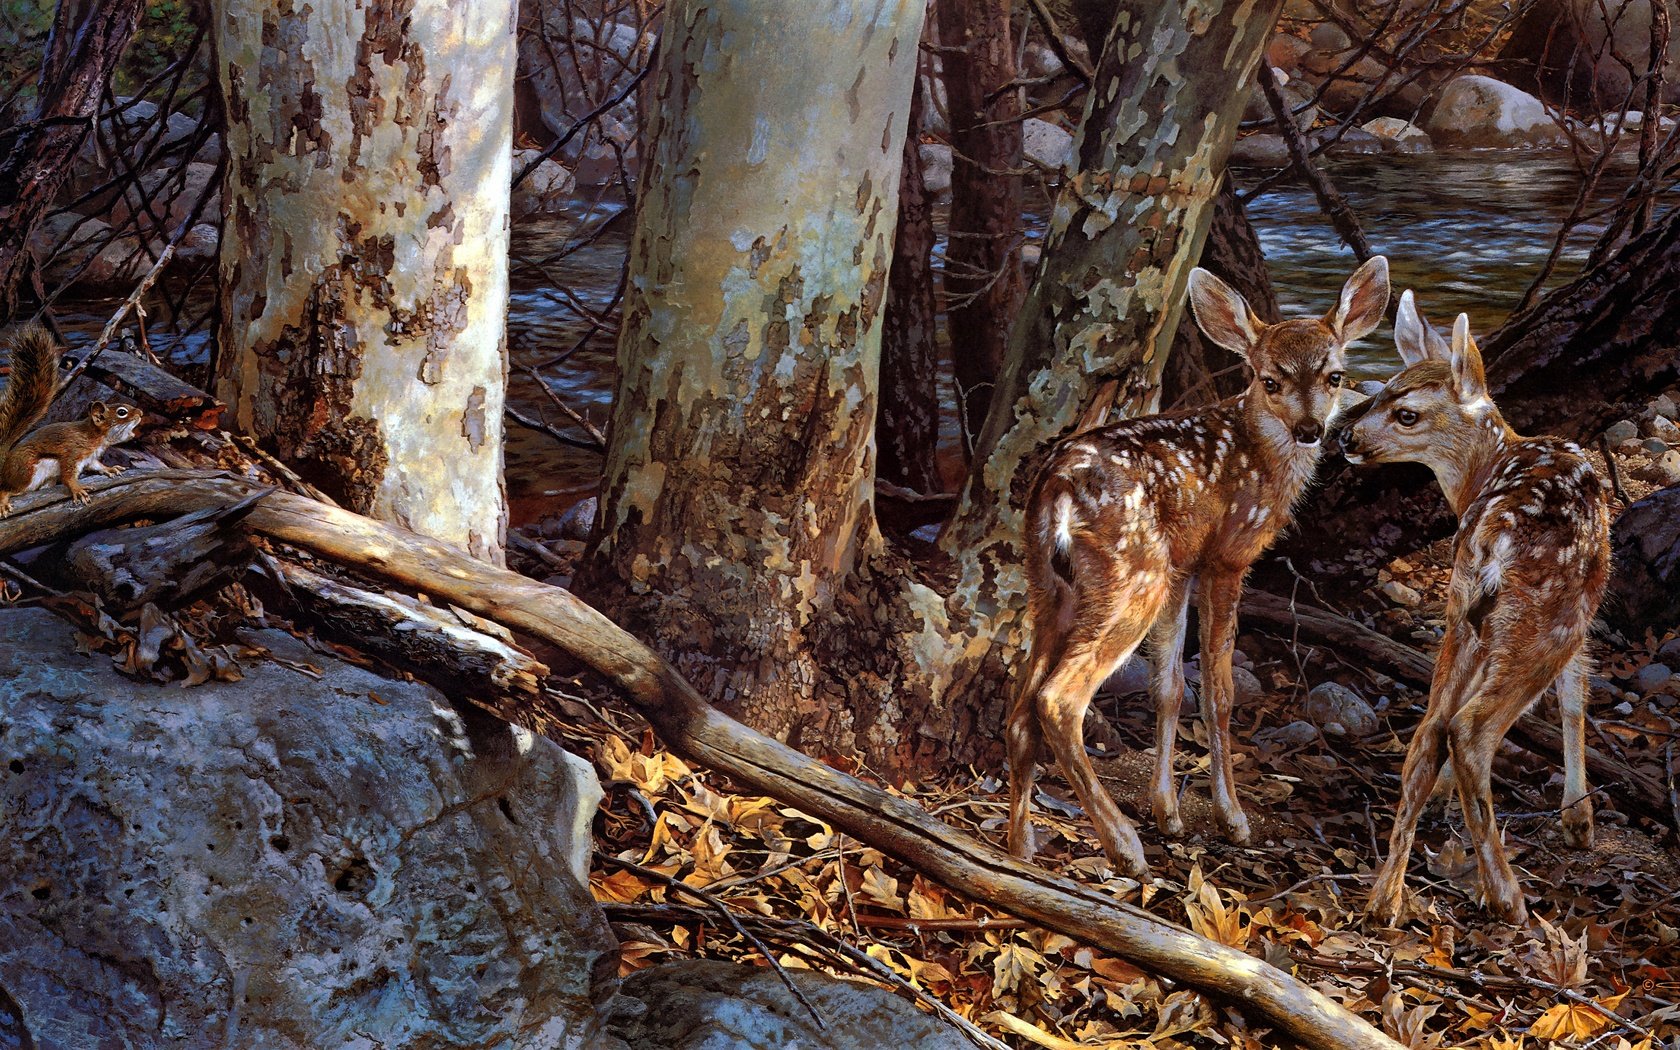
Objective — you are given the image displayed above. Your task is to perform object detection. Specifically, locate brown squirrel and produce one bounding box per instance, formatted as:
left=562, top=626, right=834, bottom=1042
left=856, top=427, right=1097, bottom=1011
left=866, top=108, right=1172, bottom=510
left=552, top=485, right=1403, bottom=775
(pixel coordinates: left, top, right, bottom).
left=0, top=326, right=142, bottom=516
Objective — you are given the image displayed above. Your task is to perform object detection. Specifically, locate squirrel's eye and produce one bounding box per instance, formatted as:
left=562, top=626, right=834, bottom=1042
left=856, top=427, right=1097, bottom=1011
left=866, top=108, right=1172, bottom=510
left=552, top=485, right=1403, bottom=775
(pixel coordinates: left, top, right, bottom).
left=1261, top=377, right=1281, bottom=394
left=1395, top=408, right=1419, bottom=426
left=1328, top=371, right=1344, bottom=387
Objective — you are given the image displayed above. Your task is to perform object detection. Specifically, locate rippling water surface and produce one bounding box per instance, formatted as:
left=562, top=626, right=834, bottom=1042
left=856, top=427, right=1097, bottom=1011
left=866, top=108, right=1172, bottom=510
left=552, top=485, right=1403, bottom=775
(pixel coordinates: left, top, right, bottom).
left=47, top=152, right=1676, bottom=509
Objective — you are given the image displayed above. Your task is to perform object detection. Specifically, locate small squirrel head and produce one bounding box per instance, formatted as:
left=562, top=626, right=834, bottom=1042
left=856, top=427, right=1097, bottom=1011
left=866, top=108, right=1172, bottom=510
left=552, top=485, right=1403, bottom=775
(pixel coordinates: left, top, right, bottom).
left=88, top=401, right=142, bottom=444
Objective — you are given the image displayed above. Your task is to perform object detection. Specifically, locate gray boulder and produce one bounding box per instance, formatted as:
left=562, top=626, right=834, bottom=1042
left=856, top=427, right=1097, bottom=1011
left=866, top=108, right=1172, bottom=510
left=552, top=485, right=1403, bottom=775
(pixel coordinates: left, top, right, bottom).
left=919, top=142, right=953, bottom=197
left=513, top=148, right=581, bottom=220
left=1230, top=133, right=1291, bottom=167
left=0, top=608, right=618, bottom=1049
left=1424, top=75, right=1568, bottom=148
left=1303, top=682, right=1379, bottom=738
left=1498, top=0, right=1680, bottom=112
left=1021, top=118, right=1074, bottom=172
left=1361, top=116, right=1433, bottom=153
left=606, top=959, right=972, bottom=1050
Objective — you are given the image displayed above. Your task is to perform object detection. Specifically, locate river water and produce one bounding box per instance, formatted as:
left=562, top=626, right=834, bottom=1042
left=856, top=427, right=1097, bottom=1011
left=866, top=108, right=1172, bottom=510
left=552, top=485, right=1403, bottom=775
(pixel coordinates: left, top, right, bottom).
left=48, top=151, right=1675, bottom=517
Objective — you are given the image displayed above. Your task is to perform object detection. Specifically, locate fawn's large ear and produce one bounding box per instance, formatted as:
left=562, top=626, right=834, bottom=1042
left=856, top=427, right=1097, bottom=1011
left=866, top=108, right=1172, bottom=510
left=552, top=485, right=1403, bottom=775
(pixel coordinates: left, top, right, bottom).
left=1393, top=289, right=1449, bottom=367
left=1448, top=313, right=1489, bottom=402
left=1328, top=255, right=1390, bottom=345
left=1188, top=267, right=1263, bottom=359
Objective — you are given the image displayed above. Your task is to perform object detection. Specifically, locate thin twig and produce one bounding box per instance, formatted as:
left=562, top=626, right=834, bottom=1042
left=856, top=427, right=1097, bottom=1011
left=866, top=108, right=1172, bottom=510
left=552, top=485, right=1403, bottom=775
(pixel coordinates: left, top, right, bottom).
left=595, top=851, right=830, bottom=1031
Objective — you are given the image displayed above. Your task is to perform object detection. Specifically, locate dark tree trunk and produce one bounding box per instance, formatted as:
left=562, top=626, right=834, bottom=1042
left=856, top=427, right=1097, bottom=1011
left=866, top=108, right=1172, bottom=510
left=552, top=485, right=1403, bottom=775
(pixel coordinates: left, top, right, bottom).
left=1163, top=177, right=1280, bottom=408
left=877, top=73, right=943, bottom=496
left=0, top=0, right=147, bottom=323
left=936, top=0, right=1026, bottom=445
left=1279, top=201, right=1680, bottom=581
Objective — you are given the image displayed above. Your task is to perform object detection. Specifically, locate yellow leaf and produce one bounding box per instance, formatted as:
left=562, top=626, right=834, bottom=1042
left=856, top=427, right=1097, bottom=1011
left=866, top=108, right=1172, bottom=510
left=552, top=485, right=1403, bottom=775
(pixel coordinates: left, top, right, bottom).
left=859, top=865, right=903, bottom=911
left=1529, top=1002, right=1612, bottom=1042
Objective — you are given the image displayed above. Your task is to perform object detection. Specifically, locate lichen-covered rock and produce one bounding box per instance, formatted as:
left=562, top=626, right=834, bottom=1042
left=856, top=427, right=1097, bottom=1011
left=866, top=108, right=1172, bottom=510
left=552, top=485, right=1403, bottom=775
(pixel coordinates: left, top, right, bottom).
left=1425, top=75, right=1568, bottom=148
left=605, top=960, right=972, bottom=1050
left=0, top=609, right=617, bottom=1049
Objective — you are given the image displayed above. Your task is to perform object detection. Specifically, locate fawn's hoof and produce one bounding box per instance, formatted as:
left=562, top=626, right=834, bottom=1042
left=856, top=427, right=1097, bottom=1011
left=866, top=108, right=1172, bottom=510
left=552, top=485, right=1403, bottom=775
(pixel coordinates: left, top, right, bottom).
left=1561, top=812, right=1594, bottom=849
left=1484, top=884, right=1529, bottom=925
left=1218, top=810, right=1252, bottom=846
left=1159, top=814, right=1185, bottom=839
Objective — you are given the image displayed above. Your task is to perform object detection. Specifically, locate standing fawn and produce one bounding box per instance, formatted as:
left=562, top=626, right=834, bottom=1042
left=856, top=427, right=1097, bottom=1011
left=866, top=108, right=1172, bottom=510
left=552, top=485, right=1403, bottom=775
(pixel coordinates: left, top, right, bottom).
left=1007, top=257, right=1390, bottom=876
left=1340, top=292, right=1610, bottom=924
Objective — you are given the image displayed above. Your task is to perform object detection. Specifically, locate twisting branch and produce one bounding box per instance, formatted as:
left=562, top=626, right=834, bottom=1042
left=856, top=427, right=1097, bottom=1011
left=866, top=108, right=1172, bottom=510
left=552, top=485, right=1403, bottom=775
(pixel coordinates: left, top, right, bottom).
left=1257, top=65, right=1375, bottom=261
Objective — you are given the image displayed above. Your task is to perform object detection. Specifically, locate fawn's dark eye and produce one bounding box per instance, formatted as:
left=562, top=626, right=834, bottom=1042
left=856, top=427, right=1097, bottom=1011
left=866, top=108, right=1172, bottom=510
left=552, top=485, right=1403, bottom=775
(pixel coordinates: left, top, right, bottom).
left=1261, top=377, right=1281, bottom=394
left=1328, top=371, right=1344, bottom=387
left=1395, top=408, right=1419, bottom=426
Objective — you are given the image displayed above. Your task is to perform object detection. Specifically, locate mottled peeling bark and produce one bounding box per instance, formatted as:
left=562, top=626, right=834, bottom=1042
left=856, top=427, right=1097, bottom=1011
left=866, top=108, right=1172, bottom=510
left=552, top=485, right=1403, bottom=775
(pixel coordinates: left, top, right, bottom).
left=577, top=0, right=941, bottom=766
left=214, top=0, right=514, bottom=564
left=941, top=0, right=1284, bottom=655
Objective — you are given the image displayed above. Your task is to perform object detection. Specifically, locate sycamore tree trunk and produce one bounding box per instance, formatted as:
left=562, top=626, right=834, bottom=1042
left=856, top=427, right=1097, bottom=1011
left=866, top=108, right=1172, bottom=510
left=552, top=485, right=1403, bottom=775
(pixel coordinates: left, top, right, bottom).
left=940, top=0, right=1284, bottom=640
left=213, top=0, right=514, bottom=564
left=576, top=0, right=941, bottom=764
left=0, top=0, right=146, bottom=323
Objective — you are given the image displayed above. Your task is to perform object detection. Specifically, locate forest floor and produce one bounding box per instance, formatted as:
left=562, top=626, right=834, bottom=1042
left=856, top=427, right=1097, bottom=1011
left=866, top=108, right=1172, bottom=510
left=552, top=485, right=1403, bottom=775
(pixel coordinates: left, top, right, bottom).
left=519, top=439, right=1680, bottom=1049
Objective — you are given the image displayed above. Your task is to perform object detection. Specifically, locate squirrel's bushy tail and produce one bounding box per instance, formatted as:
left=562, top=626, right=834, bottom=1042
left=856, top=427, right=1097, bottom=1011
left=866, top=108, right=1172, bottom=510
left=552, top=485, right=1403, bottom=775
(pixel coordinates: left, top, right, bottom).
left=0, top=326, right=61, bottom=449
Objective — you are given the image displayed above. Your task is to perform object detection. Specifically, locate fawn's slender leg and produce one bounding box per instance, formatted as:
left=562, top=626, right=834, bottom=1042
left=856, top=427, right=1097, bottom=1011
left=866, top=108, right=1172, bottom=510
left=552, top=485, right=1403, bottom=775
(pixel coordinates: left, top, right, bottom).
left=1556, top=652, right=1594, bottom=849
left=1448, top=655, right=1566, bottom=924
left=1148, top=574, right=1193, bottom=837
left=1007, top=641, right=1055, bottom=861
left=1369, top=622, right=1480, bottom=924
left=1037, top=641, right=1150, bottom=876
left=1197, top=570, right=1250, bottom=844
left=1033, top=570, right=1166, bottom=877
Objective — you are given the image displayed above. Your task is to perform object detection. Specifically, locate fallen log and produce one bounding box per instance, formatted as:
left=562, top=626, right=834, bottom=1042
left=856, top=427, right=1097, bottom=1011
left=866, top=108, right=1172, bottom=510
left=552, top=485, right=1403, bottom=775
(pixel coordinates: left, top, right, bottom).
left=0, top=469, right=1404, bottom=1050
left=272, top=559, right=549, bottom=704
left=25, top=489, right=265, bottom=612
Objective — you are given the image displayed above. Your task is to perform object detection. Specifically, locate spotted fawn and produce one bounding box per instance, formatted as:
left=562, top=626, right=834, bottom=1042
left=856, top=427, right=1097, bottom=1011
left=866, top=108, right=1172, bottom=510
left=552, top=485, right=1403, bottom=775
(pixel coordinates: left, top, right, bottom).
left=1007, top=257, right=1390, bottom=876
left=1340, top=291, right=1610, bottom=924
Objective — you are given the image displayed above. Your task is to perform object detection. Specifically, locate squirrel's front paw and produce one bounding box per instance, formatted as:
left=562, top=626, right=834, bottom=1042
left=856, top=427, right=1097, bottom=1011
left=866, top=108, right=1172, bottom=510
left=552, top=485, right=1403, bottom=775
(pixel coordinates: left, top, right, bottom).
left=68, top=488, right=92, bottom=505
left=93, top=462, right=126, bottom=477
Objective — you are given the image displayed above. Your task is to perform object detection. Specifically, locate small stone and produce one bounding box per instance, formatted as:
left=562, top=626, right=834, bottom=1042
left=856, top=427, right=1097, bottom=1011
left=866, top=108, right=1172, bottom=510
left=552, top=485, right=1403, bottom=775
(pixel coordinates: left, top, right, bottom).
left=1389, top=557, right=1416, bottom=573
left=1256, top=720, right=1319, bottom=749
left=1304, top=682, right=1379, bottom=738
left=1655, top=637, right=1680, bottom=663
left=1103, top=655, right=1151, bottom=697
left=1654, top=450, right=1680, bottom=485
left=1310, top=21, right=1351, bottom=51
left=1604, top=419, right=1639, bottom=444
left=1644, top=415, right=1680, bottom=442
left=555, top=496, right=597, bottom=542
left=920, top=143, right=952, bottom=196
left=1380, top=580, right=1423, bottom=607
left=1617, top=437, right=1645, bottom=453
left=1230, top=133, right=1290, bottom=167
left=1232, top=648, right=1253, bottom=668
left=1634, top=663, right=1673, bottom=694
left=1612, top=701, right=1635, bottom=717
left=1642, top=437, right=1671, bottom=455
left=1021, top=118, right=1074, bottom=171
left=1651, top=393, right=1679, bottom=421
left=1232, top=666, right=1263, bottom=704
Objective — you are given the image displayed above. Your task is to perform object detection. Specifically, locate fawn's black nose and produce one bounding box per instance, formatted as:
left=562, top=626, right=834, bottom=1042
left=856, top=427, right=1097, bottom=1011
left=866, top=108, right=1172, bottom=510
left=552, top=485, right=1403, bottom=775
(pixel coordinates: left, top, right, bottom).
left=1338, top=427, right=1359, bottom=454
left=1292, top=420, right=1323, bottom=445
